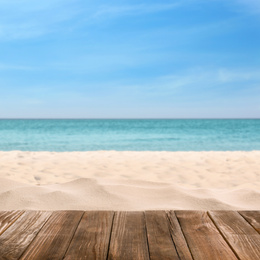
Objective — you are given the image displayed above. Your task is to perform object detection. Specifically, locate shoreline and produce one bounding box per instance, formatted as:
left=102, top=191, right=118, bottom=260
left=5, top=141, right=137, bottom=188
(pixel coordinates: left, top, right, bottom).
left=0, top=151, right=259, bottom=210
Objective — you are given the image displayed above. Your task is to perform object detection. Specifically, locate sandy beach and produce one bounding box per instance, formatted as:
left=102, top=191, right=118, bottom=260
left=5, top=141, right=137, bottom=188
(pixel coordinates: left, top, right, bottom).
left=0, top=151, right=259, bottom=211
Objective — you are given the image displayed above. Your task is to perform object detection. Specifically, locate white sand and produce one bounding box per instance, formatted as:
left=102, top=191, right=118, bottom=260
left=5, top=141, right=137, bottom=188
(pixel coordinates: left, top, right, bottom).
left=0, top=151, right=259, bottom=210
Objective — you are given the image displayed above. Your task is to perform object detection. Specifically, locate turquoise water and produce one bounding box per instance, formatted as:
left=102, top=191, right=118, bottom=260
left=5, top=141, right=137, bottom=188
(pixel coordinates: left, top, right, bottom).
left=0, top=119, right=259, bottom=151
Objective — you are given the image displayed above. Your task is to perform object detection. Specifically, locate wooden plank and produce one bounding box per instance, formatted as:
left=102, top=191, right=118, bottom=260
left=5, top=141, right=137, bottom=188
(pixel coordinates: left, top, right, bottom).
left=176, top=211, right=237, bottom=260
left=0, top=210, right=24, bottom=236
left=239, top=211, right=260, bottom=234
left=0, top=211, right=52, bottom=260
left=64, top=211, right=114, bottom=260
left=167, top=211, right=193, bottom=260
left=20, top=210, right=84, bottom=260
left=209, top=211, right=260, bottom=260
left=145, top=211, right=179, bottom=260
left=108, top=211, right=149, bottom=260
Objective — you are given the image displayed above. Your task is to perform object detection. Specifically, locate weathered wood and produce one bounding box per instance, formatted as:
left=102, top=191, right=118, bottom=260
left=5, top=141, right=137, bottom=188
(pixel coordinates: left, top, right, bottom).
left=0, top=211, right=52, bottom=260
left=0, top=210, right=24, bottom=236
left=167, top=211, right=193, bottom=260
left=239, top=211, right=260, bottom=234
left=20, top=210, right=84, bottom=260
left=64, top=211, right=114, bottom=260
left=209, top=211, right=260, bottom=260
left=176, top=211, right=237, bottom=260
left=0, top=210, right=259, bottom=260
left=108, top=211, right=149, bottom=260
left=145, top=211, right=179, bottom=260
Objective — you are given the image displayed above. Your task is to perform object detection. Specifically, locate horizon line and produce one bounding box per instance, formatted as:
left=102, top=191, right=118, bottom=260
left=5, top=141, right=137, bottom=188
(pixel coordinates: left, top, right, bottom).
left=0, top=118, right=259, bottom=120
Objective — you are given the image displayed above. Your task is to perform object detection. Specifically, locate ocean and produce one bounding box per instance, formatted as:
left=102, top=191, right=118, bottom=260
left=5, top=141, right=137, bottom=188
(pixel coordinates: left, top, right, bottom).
left=0, top=119, right=259, bottom=151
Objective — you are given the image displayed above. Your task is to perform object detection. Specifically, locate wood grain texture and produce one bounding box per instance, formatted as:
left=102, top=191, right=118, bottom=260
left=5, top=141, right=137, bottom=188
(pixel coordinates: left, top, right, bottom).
left=209, top=211, right=260, bottom=260
left=20, top=210, right=84, bottom=260
left=145, top=211, right=179, bottom=260
left=167, top=211, right=193, bottom=260
left=239, top=211, right=260, bottom=234
left=0, top=211, right=52, bottom=260
left=0, top=210, right=259, bottom=260
left=108, top=211, right=149, bottom=260
left=64, top=211, right=114, bottom=260
left=176, top=211, right=237, bottom=260
left=0, top=210, right=24, bottom=236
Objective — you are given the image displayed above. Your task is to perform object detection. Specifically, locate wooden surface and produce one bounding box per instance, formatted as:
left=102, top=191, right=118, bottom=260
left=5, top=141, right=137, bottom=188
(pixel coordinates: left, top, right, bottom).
left=0, top=211, right=52, bottom=260
left=0, top=210, right=259, bottom=260
left=0, top=210, right=24, bottom=236
left=108, top=211, right=149, bottom=260
left=167, top=211, right=193, bottom=260
left=64, top=211, right=114, bottom=260
left=209, top=211, right=260, bottom=260
left=175, top=211, right=237, bottom=260
left=239, top=211, right=260, bottom=234
left=20, top=211, right=84, bottom=259
left=145, top=211, right=179, bottom=260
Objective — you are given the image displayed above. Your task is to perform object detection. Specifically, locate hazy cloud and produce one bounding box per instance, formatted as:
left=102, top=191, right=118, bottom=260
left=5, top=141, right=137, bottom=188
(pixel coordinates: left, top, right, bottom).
left=128, top=67, right=260, bottom=98
left=235, top=0, right=260, bottom=13
left=0, top=63, right=35, bottom=71
left=0, top=1, right=181, bottom=40
left=92, top=3, right=181, bottom=19
left=0, top=0, right=81, bottom=40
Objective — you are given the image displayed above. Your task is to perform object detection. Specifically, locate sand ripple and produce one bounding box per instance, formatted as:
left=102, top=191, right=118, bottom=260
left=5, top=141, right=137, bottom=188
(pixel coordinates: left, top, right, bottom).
left=0, top=151, right=259, bottom=210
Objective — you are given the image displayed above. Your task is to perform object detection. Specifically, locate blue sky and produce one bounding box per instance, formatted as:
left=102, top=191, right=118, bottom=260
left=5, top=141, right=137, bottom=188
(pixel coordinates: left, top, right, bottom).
left=0, top=0, right=259, bottom=118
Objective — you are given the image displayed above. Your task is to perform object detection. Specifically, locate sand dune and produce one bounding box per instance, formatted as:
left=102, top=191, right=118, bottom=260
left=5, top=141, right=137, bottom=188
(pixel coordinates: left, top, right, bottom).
left=0, top=151, right=259, bottom=210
